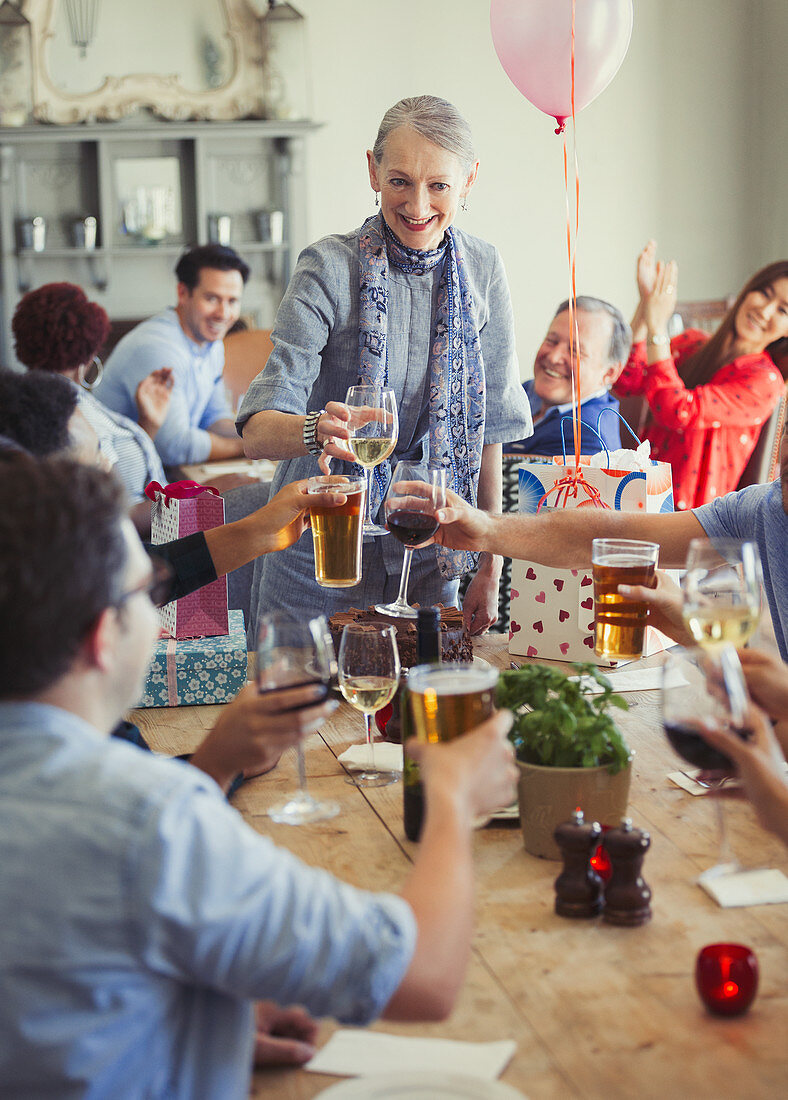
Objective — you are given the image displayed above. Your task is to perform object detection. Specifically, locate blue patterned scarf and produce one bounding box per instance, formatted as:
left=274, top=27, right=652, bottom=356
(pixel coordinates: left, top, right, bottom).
left=357, top=213, right=485, bottom=579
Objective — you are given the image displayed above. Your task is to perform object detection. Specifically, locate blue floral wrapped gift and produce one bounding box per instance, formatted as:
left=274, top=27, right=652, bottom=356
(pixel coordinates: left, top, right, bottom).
left=136, top=610, right=247, bottom=708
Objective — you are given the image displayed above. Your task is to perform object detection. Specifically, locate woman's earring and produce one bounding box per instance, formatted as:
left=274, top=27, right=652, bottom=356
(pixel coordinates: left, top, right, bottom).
left=375, top=192, right=380, bottom=207
left=79, top=356, right=104, bottom=391
left=461, top=197, right=468, bottom=212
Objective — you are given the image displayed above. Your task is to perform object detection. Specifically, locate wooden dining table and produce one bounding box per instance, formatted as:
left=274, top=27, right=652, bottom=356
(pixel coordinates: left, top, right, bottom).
left=132, top=637, right=788, bottom=1100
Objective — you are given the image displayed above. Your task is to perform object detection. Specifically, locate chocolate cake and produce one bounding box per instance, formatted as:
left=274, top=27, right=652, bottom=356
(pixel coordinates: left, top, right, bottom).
left=329, top=605, right=473, bottom=668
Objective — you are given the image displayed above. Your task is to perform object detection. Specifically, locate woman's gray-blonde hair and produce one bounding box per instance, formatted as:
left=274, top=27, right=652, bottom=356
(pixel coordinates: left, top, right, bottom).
left=372, top=95, right=476, bottom=175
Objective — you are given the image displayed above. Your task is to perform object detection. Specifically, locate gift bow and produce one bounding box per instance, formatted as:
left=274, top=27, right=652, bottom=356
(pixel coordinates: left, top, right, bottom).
left=144, top=480, right=221, bottom=503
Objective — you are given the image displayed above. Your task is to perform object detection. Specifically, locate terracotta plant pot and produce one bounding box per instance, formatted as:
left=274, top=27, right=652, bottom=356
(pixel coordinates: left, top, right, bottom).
left=517, top=758, right=633, bottom=860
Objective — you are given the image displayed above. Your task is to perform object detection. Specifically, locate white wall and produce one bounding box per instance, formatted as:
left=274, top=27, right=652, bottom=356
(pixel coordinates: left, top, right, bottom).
left=44, top=0, right=788, bottom=376
left=295, top=0, right=787, bottom=375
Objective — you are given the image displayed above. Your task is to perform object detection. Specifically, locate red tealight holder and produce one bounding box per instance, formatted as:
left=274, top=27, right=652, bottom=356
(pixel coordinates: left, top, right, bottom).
left=695, top=943, right=759, bottom=1017
left=590, top=825, right=612, bottom=883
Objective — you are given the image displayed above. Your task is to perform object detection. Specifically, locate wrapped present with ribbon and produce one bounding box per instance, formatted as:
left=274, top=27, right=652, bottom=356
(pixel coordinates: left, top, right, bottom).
left=136, top=610, right=247, bottom=708
left=145, top=480, right=228, bottom=640
left=509, top=413, right=675, bottom=666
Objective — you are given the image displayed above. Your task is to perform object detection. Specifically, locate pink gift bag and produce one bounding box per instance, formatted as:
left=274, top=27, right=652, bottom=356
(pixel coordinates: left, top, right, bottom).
left=146, top=480, right=229, bottom=640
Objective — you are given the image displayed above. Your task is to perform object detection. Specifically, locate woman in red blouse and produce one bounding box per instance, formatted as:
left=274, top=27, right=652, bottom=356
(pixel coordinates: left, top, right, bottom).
left=615, top=242, right=788, bottom=509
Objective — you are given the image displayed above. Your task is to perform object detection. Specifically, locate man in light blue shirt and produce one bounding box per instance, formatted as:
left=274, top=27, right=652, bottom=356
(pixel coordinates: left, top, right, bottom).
left=97, top=245, right=250, bottom=467
left=430, top=418, right=788, bottom=661
left=0, top=457, right=516, bottom=1099
left=506, top=297, right=630, bottom=458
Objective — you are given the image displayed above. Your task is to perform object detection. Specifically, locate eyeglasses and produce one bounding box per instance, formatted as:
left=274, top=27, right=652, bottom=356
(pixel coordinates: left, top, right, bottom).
left=116, top=549, right=175, bottom=610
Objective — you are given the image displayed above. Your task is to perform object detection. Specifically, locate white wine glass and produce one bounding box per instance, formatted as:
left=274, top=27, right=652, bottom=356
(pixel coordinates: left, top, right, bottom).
left=258, top=611, right=340, bottom=824
left=345, top=384, right=398, bottom=537
left=338, top=623, right=400, bottom=787
left=682, top=538, right=762, bottom=652
left=375, top=461, right=447, bottom=619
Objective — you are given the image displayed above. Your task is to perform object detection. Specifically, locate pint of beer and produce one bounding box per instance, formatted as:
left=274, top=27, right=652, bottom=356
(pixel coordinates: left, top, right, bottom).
left=407, top=663, right=499, bottom=745
left=592, top=538, right=659, bottom=660
left=308, top=476, right=366, bottom=588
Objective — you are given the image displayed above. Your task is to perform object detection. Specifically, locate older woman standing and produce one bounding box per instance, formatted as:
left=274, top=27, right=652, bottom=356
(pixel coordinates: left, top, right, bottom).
left=239, top=95, right=532, bottom=638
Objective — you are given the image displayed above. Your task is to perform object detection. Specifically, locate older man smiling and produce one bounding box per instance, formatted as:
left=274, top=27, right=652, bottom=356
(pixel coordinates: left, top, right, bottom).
left=507, top=296, right=632, bottom=457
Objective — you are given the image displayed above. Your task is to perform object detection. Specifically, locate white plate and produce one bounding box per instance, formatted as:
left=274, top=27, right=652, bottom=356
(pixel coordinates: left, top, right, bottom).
left=472, top=656, right=492, bottom=669
left=315, top=1074, right=527, bottom=1100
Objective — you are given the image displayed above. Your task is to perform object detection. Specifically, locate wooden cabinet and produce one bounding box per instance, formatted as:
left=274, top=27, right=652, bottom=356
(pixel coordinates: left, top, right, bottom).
left=0, top=119, right=317, bottom=368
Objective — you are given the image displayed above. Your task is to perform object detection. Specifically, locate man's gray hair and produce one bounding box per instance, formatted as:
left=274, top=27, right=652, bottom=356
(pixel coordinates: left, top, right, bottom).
left=554, top=296, right=632, bottom=365
left=372, top=96, right=476, bottom=175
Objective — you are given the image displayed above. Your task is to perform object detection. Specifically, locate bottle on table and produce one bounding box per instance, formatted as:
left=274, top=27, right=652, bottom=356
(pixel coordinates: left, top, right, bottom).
left=402, top=606, right=442, bottom=842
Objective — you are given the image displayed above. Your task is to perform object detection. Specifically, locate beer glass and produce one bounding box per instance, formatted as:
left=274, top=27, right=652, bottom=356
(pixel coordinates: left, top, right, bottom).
left=681, top=538, right=762, bottom=652
left=592, top=538, right=659, bottom=660
left=307, top=475, right=366, bottom=588
left=258, top=612, right=340, bottom=825
left=407, top=663, right=499, bottom=745
left=345, top=384, right=398, bottom=537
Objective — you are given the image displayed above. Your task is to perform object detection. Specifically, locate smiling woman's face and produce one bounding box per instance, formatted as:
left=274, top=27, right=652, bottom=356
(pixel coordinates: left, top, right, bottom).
left=734, top=276, right=788, bottom=354
left=367, top=126, right=477, bottom=252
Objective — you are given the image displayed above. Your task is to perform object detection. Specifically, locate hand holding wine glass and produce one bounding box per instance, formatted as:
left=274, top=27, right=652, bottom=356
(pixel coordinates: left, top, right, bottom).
left=682, top=538, right=762, bottom=651
left=375, top=461, right=447, bottom=619
left=345, top=384, right=398, bottom=537
left=338, top=623, right=400, bottom=787
left=258, top=612, right=340, bottom=824
left=662, top=645, right=752, bottom=879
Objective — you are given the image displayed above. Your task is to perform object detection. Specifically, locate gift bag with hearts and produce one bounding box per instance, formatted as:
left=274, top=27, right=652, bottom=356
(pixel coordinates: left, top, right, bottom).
left=508, top=456, right=674, bottom=665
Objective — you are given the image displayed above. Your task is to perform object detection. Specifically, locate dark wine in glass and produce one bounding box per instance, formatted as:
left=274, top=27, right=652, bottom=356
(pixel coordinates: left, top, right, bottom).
left=386, top=509, right=440, bottom=546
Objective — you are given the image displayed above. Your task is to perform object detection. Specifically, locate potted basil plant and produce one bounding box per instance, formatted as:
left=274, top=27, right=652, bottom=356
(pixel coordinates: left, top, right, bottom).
left=496, top=662, right=632, bottom=860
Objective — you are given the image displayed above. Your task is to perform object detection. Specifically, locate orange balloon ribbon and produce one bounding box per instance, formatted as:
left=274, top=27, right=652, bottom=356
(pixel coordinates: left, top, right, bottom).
left=539, top=0, right=610, bottom=515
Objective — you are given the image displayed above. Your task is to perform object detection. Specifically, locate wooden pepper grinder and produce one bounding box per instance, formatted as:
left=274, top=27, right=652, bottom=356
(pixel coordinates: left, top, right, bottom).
left=553, top=809, right=604, bottom=918
left=603, top=817, right=652, bottom=926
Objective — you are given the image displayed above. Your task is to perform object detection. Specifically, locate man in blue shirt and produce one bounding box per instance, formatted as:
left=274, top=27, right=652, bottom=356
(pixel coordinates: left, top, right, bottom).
left=0, top=458, right=517, bottom=1099
left=97, top=245, right=251, bottom=467
left=506, top=296, right=631, bottom=457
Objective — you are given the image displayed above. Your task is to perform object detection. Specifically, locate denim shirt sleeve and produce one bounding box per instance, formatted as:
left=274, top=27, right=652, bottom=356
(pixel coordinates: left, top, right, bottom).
left=237, top=240, right=344, bottom=427
left=127, top=779, right=416, bottom=1024
left=478, top=245, right=533, bottom=446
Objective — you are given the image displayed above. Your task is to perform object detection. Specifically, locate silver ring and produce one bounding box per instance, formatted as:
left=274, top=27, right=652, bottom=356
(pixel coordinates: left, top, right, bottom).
left=666, top=284, right=675, bottom=294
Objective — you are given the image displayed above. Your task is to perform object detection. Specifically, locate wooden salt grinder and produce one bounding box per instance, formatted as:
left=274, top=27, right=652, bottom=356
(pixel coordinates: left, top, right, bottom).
left=603, top=817, right=652, bottom=926
left=553, top=809, right=604, bottom=918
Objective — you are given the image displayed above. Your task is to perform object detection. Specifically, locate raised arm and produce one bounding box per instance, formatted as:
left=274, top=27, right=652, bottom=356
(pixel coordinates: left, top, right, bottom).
left=383, top=711, right=517, bottom=1020
left=434, top=489, right=706, bottom=570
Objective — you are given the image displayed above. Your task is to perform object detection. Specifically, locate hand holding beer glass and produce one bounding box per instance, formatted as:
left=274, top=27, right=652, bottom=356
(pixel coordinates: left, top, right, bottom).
left=307, top=475, right=366, bottom=588
left=375, top=462, right=447, bottom=619
left=345, top=384, right=398, bottom=537
left=338, top=624, right=401, bottom=787
left=592, top=538, right=659, bottom=660
left=681, top=538, right=762, bottom=652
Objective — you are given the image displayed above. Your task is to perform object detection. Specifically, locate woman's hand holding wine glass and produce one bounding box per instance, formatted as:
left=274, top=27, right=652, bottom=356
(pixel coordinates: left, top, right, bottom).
left=345, top=384, right=399, bottom=536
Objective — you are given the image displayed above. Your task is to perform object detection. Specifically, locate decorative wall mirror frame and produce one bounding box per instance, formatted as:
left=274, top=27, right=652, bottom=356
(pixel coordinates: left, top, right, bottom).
left=25, top=0, right=266, bottom=123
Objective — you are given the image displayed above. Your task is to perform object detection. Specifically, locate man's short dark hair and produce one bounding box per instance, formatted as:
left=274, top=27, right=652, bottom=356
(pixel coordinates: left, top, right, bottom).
left=175, top=245, right=250, bottom=290
left=0, top=370, right=77, bottom=457
left=0, top=458, right=129, bottom=698
left=554, top=296, right=632, bottom=366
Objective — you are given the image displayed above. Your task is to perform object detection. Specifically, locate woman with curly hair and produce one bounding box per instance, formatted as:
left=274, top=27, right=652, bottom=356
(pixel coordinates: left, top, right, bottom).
left=12, top=282, right=172, bottom=533
left=615, top=245, right=788, bottom=510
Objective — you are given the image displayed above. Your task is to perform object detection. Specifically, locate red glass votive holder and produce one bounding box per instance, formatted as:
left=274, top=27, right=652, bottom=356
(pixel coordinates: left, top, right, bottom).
left=695, top=943, right=759, bottom=1017
left=590, top=824, right=612, bottom=883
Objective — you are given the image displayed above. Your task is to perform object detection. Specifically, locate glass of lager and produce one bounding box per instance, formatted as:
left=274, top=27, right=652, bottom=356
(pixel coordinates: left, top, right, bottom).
left=592, top=538, right=659, bottom=660
left=407, top=663, right=499, bottom=746
left=307, top=475, right=366, bottom=588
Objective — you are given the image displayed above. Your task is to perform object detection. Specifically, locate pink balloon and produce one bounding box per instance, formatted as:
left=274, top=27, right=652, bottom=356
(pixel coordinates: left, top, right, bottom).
left=490, top=0, right=633, bottom=129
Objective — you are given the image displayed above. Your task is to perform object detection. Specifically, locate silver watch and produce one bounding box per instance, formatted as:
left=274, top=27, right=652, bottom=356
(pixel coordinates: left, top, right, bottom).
left=303, top=409, right=327, bottom=457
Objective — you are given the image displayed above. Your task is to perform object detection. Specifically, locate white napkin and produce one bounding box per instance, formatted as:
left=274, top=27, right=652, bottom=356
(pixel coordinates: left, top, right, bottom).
left=698, top=867, right=788, bottom=907
left=576, top=667, right=684, bottom=694
left=337, top=743, right=404, bottom=774
left=667, top=771, right=736, bottom=797
left=306, top=1030, right=516, bottom=1080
